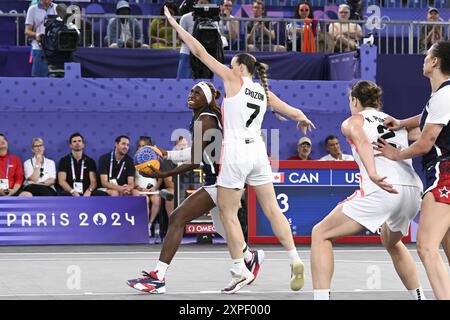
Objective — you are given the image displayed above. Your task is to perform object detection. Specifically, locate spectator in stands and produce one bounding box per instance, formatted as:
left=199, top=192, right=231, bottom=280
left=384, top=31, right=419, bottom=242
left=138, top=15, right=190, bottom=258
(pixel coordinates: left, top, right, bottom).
left=219, top=0, right=240, bottom=50
left=105, top=0, right=149, bottom=48
left=20, top=138, right=57, bottom=197
left=246, top=0, right=286, bottom=52
left=25, top=0, right=57, bottom=77
left=177, top=0, right=213, bottom=79
left=419, top=8, right=445, bottom=54
left=134, top=136, right=162, bottom=238
left=0, top=134, right=23, bottom=196
left=319, top=135, right=354, bottom=161
left=174, top=135, right=189, bottom=152
left=149, top=2, right=181, bottom=49
left=286, top=2, right=317, bottom=52
left=98, top=135, right=136, bottom=196
left=58, top=132, right=105, bottom=196
left=328, top=4, right=362, bottom=52
left=287, top=136, right=313, bottom=160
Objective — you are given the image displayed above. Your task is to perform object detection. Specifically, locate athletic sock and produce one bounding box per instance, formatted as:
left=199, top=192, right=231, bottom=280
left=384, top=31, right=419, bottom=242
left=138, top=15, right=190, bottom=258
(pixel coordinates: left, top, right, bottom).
left=231, top=258, right=246, bottom=274
left=287, top=249, right=302, bottom=265
left=242, top=244, right=253, bottom=263
left=408, top=287, right=426, bottom=300
left=154, top=261, right=169, bottom=280
left=314, top=289, right=331, bottom=300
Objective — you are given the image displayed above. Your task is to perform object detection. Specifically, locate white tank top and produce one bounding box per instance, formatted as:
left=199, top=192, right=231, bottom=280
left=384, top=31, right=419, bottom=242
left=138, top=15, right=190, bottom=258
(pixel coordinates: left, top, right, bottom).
left=350, top=109, right=423, bottom=195
left=222, top=77, right=267, bottom=140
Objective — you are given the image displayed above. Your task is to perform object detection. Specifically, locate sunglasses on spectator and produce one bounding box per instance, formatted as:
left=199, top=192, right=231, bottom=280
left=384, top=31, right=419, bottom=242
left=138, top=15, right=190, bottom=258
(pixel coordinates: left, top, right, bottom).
left=33, top=144, right=44, bottom=148
left=300, top=8, right=310, bottom=12
left=39, top=167, right=44, bottom=178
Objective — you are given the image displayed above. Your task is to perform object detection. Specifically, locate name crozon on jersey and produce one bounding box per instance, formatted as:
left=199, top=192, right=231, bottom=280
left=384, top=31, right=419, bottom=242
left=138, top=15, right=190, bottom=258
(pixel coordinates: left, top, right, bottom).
left=350, top=109, right=422, bottom=195
left=217, top=77, right=272, bottom=189
left=222, top=77, right=267, bottom=140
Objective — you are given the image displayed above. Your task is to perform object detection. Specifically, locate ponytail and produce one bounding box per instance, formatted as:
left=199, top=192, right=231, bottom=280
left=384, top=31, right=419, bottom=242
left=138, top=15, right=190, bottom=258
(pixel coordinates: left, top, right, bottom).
left=256, top=62, right=288, bottom=122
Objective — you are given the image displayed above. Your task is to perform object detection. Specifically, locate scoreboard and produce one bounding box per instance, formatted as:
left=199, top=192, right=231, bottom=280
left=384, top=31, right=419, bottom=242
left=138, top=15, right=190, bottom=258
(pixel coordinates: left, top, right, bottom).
left=247, top=161, right=411, bottom=244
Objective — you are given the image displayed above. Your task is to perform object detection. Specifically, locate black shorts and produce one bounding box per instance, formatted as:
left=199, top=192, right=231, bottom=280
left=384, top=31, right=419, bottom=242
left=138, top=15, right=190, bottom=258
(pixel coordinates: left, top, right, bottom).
left=22, top=184, right=57, bottom=196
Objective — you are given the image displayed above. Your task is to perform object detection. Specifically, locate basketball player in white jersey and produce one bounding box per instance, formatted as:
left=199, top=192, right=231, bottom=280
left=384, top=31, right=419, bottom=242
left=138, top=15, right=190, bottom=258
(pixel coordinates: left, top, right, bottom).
left=311, top=80, right=426, bottom=300
left=164, top=6, right=315, bottom=294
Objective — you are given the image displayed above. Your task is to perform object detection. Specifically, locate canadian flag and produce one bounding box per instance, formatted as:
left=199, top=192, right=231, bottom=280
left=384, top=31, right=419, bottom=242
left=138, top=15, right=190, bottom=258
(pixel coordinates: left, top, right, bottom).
left=272, top=172, right=285, bottom=183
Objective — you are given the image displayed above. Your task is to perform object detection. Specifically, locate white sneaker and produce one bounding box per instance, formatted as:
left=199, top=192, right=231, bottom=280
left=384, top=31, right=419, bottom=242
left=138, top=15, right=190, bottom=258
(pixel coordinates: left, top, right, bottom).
left=221, top=268, right=255, bottom=294
left=290, top=261, right=305, bottom=291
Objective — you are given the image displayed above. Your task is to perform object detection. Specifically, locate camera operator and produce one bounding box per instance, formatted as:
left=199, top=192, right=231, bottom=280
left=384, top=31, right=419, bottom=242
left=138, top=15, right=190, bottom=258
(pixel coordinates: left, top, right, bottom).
left=177, top=0, right=223, bottom=79
left=25, top=0, right=57, bottom=77
left=41, top=3, right=79, bottom=78
left=190, top=3, right=224, bottom=79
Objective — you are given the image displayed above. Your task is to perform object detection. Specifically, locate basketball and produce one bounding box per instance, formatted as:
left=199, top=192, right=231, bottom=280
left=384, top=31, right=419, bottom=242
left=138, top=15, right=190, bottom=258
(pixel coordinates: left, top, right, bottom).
left=134, top=145, right=163, bottom=175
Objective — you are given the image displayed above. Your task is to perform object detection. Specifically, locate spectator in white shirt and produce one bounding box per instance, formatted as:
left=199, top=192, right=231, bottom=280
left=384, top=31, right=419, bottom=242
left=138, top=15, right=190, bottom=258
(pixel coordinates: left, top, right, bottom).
left=319, top=135, right=354, bottom=161
left=20, top=137, right=57, bottom=196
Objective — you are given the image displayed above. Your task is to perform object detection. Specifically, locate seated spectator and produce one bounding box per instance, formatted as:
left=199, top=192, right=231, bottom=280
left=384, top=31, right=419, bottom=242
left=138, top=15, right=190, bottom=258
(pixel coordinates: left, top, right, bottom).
left=286, top=2, right=318, bottom=52
left=134, top=136, right=162, bottom=238
left=20, top=138, right=57, bottom=196
left=0, top=134, right=23, bottom=196
left=105, top=1, right=149, bottom=48
left=319, top=135, right=354, bottom=161
left=287, top=136, right=313, bottom=160
left=58, top=132, right=106, bottom=196
left=98, top=135, right=136, bottom=196
left=219, top=0, right=240, bottom=50
left=328, top=4, right=362, bottom=52
left=149, top=2, right=181, bottom=49
left=419, top=8, right=445, bottom=54
left=247, top=0, right=286, bottom=52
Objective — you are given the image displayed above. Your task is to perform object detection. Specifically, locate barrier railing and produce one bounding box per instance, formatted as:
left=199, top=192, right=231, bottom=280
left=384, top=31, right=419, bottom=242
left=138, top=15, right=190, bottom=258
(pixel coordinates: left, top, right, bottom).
left=2, top=12, right=449, bottom=55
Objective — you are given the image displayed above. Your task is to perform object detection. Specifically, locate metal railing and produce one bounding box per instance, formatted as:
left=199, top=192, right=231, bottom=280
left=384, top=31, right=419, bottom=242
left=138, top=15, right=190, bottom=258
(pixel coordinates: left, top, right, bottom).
left=3, top=12, right=449, bottom=55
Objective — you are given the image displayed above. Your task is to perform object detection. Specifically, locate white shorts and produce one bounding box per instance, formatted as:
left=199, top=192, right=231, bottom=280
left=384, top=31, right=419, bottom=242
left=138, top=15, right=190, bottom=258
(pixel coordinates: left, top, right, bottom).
left=202, top=184, right=217, bottom=205
left=341, top=185, right=421, bottom=235
left=217, top=138, right=272, bottom=189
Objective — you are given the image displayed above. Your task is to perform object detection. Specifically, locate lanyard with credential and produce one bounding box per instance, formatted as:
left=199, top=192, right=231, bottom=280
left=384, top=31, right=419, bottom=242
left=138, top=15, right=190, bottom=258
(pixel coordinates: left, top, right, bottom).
left=71, top=156, right=85, bottom=182
left=109, top=151, right=125, bottom=181
left=3, top=157, right=10, bottom=179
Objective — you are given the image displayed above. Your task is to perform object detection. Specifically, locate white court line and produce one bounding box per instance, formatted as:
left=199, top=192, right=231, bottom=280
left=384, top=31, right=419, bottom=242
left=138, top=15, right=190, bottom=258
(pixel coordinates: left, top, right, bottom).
left=0, top=257, right=413, bottom=264
left=0, top=248, right=436, bottom=256
left=0, top=288, right=433, bottom=298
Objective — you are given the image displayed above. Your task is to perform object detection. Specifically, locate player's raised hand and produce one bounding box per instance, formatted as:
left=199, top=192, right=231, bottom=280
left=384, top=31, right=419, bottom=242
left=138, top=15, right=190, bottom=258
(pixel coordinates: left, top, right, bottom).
left=164, top=5, right=176, bottom=26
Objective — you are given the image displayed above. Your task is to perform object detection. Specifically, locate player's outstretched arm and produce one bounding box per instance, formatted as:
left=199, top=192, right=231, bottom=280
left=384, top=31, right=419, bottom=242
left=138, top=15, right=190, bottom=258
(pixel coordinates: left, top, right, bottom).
left=342, top=115, right=398, bottom=194
left=164, top=6, right=233, bottom=82
left=384, top=114, right=421, bottom=131
left=268, top=91, right=316, bottom=134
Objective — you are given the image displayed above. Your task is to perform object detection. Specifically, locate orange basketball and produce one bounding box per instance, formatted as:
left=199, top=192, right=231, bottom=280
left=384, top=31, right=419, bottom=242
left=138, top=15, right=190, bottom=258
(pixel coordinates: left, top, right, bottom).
left=134, top=145, right=163, bottom=175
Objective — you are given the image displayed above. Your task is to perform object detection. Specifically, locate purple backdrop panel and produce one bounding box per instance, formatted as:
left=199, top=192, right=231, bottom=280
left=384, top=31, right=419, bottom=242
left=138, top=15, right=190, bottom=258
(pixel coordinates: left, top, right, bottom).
left=0, top=46, right=328, bottom=80
left=327, top=51, right=359, bottom=81
left=0, top=76, right=352, bottom=112
left=0, top=197, right=149, bottom=245
left=0, top=77, right=353, bottom=160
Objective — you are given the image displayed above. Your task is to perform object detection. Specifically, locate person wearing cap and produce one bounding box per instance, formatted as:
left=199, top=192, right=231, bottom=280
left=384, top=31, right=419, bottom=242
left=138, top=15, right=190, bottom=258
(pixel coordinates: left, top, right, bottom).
left=287, top=137, right=313, bottom=160
left=419, top=8, right=445, bottom=54
left=319, top=135, right=354, bottom=161
left=105, top=0, right=149, bottom=48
